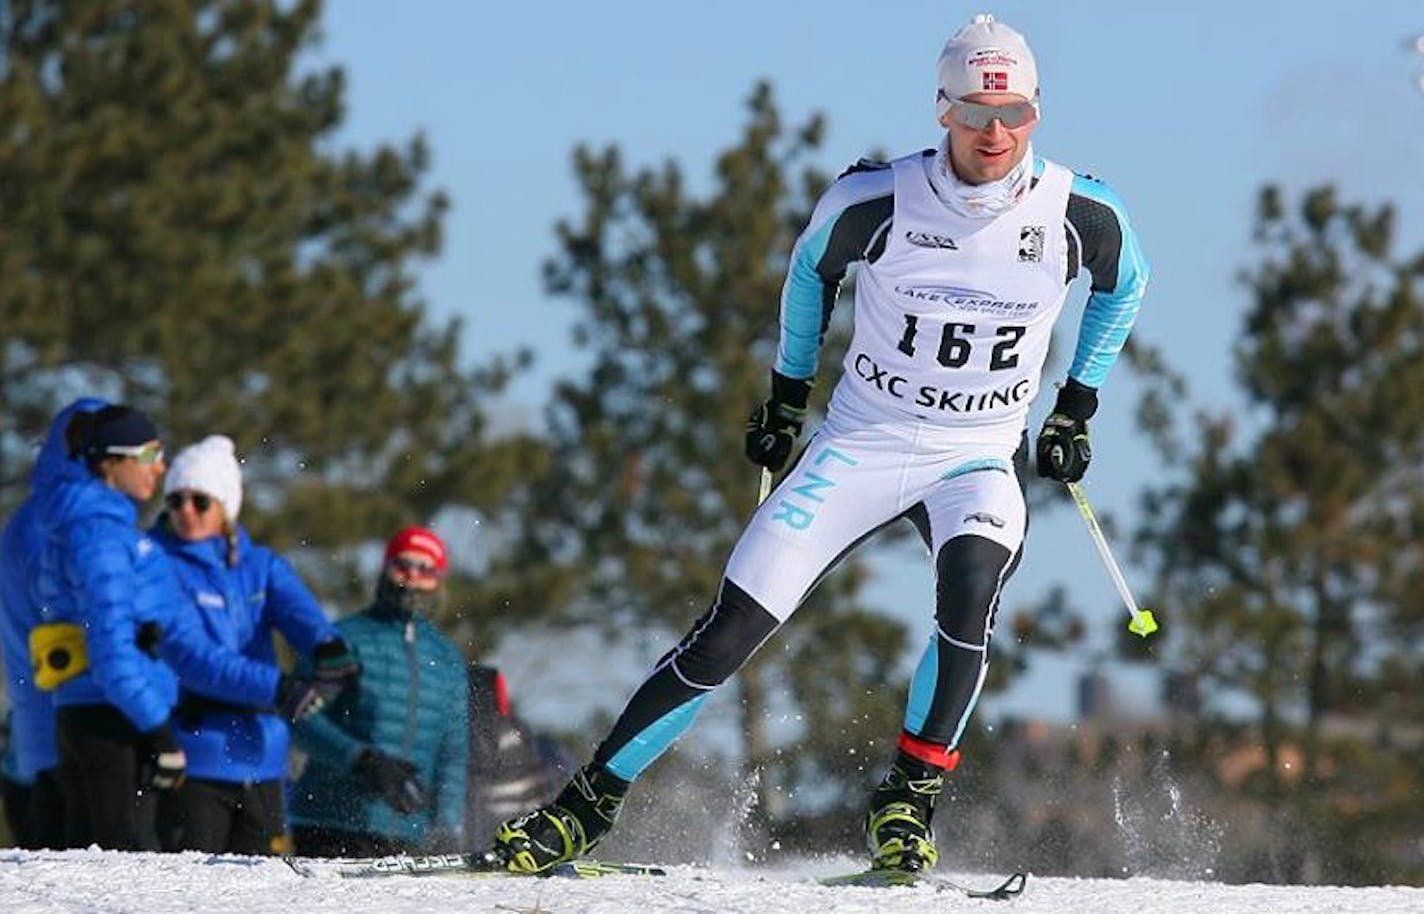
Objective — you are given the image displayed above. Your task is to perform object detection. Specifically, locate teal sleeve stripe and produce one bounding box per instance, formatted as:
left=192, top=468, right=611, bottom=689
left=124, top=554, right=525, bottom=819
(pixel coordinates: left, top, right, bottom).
left=775, top=216, right=837, bottom=378
left=1068, top=175, right=1150, bottom=388
left=774, top=168, right=894, bottom=379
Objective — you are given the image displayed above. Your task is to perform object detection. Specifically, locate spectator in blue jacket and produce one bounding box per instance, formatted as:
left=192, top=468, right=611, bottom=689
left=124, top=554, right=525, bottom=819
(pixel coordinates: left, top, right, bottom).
left=1, top=396, right=106, bottom=849
left=292, top=526, right=469, bottom=856
left=153, top=435, right=359, bottom=855
left=32, top=405, right=316, bottom=850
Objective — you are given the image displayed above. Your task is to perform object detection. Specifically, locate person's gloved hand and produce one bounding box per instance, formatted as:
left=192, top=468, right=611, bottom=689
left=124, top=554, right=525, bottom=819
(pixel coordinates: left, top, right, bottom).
left=142, top=724, right=187, bottom=791
left=745, top=371, right=812, bottom=472
left=1035, top=378, right=1097, bottom=483
left=355, top=749, right=427, bottom=815
left=313, top=639, right=361, bottom=690
left=275, top=674, right=342, bottom=723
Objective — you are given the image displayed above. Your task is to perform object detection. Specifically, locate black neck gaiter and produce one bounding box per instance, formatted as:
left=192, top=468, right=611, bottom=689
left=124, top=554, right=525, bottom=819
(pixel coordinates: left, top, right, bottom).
left=373, top=575, right=440, bottom=621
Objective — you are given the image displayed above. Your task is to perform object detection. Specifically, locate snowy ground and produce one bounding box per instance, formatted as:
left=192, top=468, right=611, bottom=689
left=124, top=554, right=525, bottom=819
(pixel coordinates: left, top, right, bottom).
left=3, top=849, right=1423, bottom=914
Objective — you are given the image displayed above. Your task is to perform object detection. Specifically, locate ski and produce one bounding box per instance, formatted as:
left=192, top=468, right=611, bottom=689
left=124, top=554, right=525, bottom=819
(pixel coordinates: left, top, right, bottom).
left=933, top=871, right=1027, bottom=900
left=283, top=852, right=666, bottom=880
left=550, top=860, right=667, bottom=880
left=819, top=868, right=1027, bottom=899
left=283, top=851, right=1020, bottom=898
left=820, top=868, right=921, bottom=889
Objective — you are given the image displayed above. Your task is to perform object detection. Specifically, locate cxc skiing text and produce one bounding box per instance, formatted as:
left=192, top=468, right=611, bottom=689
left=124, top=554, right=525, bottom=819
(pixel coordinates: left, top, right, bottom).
left=853, top=352, right=1031, bottom=413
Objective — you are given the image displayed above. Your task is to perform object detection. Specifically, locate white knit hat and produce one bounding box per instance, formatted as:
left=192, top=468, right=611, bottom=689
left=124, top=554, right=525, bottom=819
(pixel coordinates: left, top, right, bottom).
left=936, top=14, right=1039, bottom=117
left=165, top=435, right=243, bottom=520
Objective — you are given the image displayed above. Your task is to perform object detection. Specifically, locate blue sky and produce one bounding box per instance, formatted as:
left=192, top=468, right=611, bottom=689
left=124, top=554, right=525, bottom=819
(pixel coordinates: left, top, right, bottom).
left=313, top=1, right=1424, bottom=723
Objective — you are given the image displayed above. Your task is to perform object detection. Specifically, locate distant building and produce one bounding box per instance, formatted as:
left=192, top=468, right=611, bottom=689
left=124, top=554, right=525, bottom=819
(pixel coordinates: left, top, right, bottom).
left=1077, top=670, right=1113, bottom=721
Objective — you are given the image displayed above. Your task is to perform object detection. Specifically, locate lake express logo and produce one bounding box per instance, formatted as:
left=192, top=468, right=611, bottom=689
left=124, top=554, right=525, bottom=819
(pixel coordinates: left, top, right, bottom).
left=892, top=285, right=1040, bottom=318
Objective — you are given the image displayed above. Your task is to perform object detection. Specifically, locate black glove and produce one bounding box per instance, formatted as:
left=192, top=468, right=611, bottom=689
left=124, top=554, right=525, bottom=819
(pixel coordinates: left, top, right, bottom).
left=744, top=371, right=812, bottom=472
left=141, top=724, right=187, bottom=791
left=313, top=639, right=361, bottom=689
left=355, top=749, right=428, bottom=815
left=1035, top=379, right=1097, bottom=483
left=276, top=674, right=342, bottom=723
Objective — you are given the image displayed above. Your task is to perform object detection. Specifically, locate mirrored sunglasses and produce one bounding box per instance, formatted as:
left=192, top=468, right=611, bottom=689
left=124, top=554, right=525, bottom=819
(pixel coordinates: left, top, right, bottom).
left=388, top=556, right=445, bottom=579
left=105, top=442, right=165, bottom=465
left=165, top=491, right=214, bottom=513
left=939, top=92, right=1039, bottom=130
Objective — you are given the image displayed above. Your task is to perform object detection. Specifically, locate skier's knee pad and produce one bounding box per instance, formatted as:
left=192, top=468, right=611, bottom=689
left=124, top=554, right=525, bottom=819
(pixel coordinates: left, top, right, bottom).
left=934, top=535, right=1014, bottom=645
left=671, top=579, right=779, bottom=687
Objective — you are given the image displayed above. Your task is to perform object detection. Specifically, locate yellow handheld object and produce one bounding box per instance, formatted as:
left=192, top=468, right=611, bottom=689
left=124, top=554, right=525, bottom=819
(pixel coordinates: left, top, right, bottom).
left=1065, top=482, right=1159, bottom=638
left=30, top=622, right=90, bottom=690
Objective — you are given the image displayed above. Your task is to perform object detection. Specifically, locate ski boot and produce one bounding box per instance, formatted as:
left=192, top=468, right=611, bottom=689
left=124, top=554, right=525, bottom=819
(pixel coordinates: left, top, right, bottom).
left=865, top=751, right=947, bottom=872
left=493, top=763, right=629, bottom=873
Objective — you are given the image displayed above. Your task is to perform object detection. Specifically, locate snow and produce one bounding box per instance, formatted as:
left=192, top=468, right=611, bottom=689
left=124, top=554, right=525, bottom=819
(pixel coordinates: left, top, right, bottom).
left=2, top=849, right=1423, bottom=914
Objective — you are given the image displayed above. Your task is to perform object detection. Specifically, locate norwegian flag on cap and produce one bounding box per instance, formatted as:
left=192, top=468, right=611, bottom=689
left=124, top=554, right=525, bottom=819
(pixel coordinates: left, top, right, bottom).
left=936, top=14, right=1039, bottom=117
left=384, top=525, right=449, bottom=574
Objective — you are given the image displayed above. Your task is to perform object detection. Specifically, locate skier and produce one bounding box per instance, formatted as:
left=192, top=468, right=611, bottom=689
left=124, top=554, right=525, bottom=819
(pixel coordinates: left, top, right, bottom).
left=493, top=12, right=1148, bottom=874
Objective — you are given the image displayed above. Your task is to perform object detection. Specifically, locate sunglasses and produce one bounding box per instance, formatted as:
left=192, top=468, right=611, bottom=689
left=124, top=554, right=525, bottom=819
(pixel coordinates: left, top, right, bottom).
left=105, top=442, right=165, bottom=465
left=165, top=491, right=214, bottom=513
left=939, top=91, right=1039, bottom=130
left=388, top=556, right=445, bottom=579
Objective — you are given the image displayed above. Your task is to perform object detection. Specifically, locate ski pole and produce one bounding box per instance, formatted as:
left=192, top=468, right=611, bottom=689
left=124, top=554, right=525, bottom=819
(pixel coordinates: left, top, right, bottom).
left=1065, top=481, right=1158, bottom=638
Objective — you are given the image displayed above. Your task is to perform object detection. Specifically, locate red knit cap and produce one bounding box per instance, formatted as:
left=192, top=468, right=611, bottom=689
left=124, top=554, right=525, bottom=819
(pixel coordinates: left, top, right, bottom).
left=383, top=526, right=449, bottom=575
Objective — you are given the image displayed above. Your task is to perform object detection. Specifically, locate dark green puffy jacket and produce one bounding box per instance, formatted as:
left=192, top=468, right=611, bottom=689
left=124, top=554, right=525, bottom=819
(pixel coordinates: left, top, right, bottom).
left=291, top=604, right=468, bottom=846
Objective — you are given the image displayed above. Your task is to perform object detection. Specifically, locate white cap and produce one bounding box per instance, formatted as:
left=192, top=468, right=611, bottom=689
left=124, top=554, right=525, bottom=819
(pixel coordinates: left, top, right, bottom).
left=165, top=435, right=243, bottom=521
left=936, top=14, right=1039, bottom=117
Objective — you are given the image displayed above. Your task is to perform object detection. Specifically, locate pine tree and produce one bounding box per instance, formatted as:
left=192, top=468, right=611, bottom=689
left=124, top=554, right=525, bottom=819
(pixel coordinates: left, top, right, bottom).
left=1138, top=185, right=1424, bottom=882
left=0, top=0, right=540, bottom=621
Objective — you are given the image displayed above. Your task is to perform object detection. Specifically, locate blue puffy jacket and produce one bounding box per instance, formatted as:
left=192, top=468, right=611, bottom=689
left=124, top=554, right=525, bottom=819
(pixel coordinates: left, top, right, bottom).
left=0, top=397, right=107, bottom=783
left=152, top=521, right=340, bottom=783
left=32, top=456, right=279, bottom=734
left=292, top=606, right=468, bottom=845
